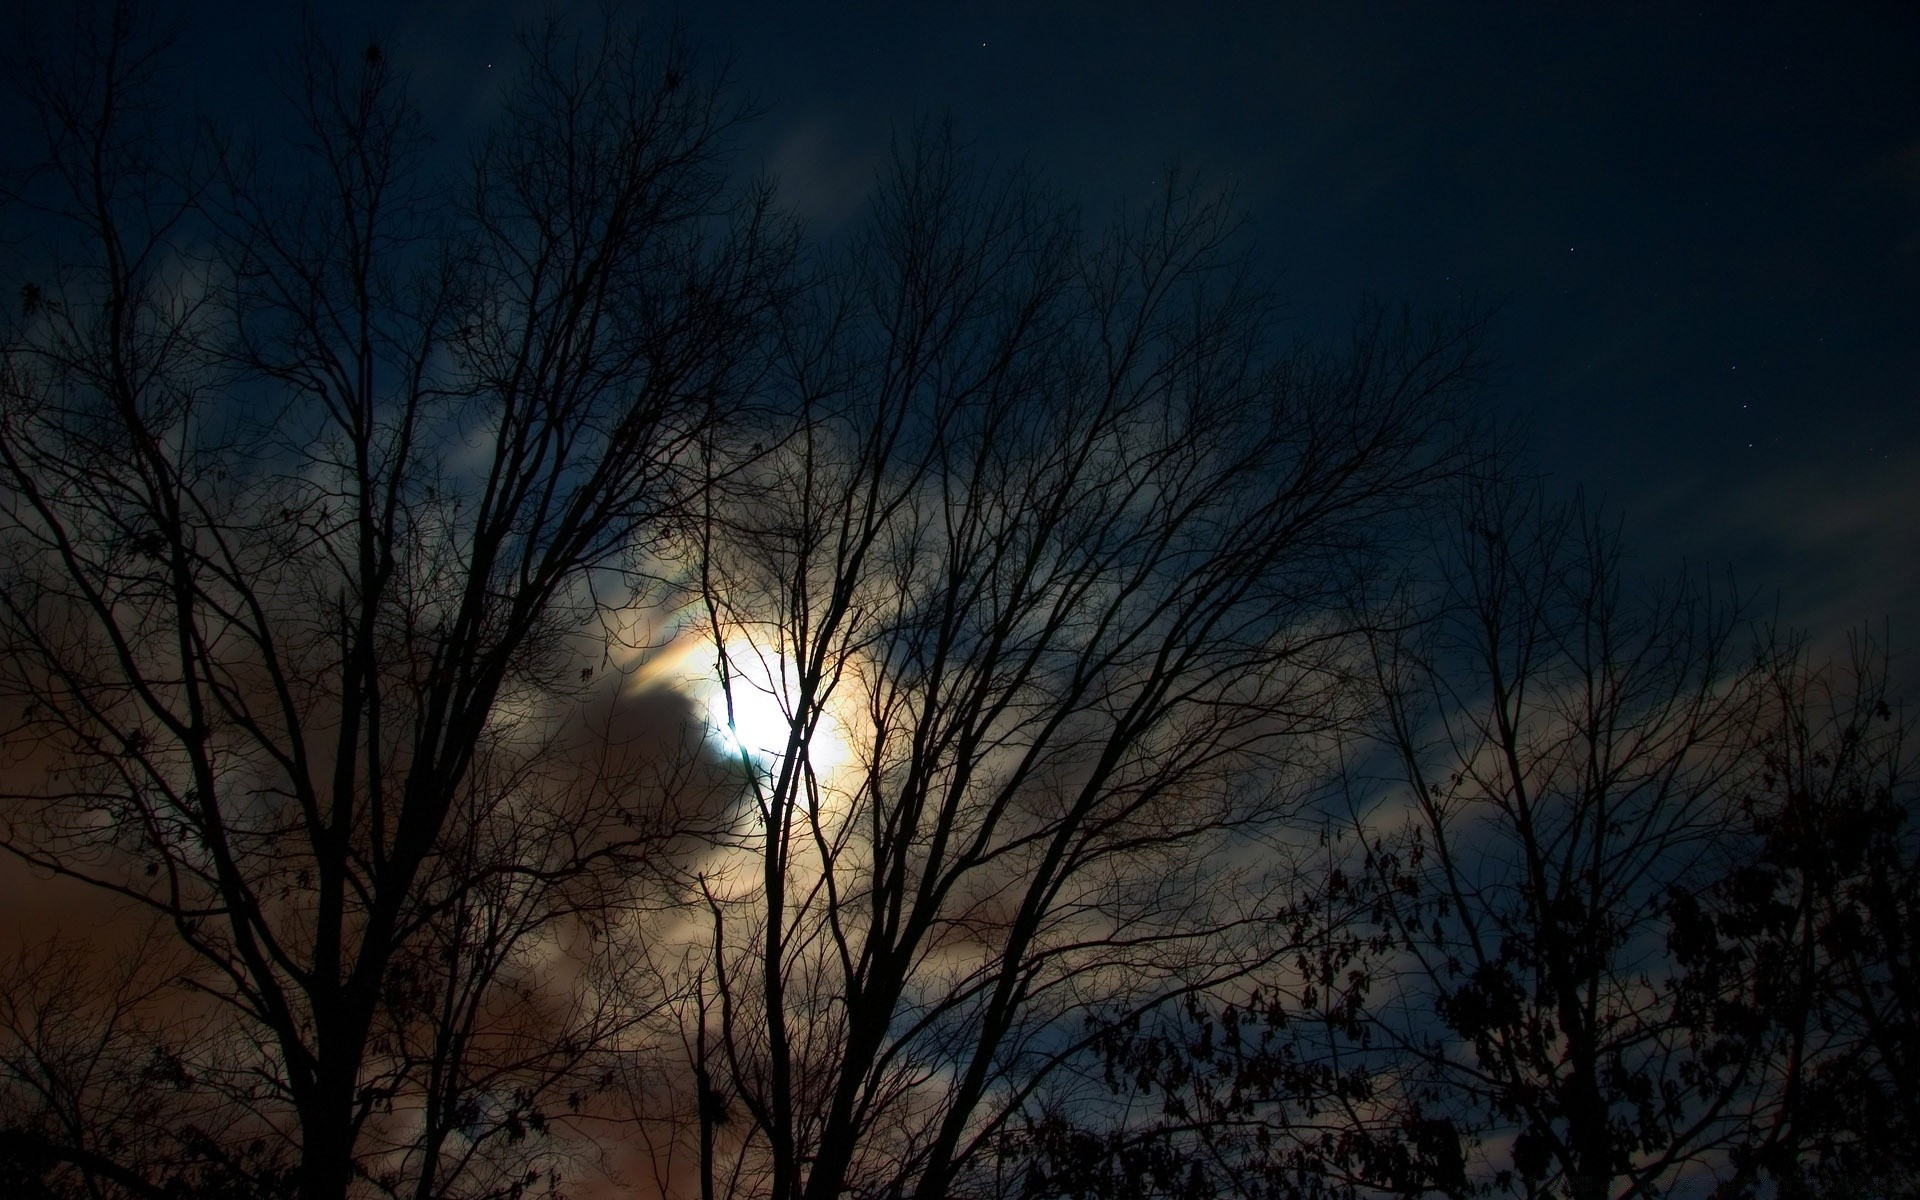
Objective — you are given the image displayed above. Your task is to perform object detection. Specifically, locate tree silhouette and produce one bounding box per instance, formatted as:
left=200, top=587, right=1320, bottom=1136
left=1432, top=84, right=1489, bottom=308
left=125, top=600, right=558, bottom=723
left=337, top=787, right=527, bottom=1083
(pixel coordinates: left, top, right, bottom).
left=1000, top=497, right=1919, bottom=1200
left=656, top=134, right=1485, bottom=1200
left=11, top=8, right=1908, bottom=1200
left=1, top=6, right=789, bottom=1197
left=1667, top=632, right=1918, bottom=1198
left=1356, top=484, right=1770, bottom=1199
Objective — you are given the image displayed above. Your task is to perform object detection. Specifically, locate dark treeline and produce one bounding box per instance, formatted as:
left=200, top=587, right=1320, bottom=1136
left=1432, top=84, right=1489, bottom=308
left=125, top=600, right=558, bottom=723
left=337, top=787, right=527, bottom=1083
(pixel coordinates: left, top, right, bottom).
left=0, top=6, right=1912, bottom=1200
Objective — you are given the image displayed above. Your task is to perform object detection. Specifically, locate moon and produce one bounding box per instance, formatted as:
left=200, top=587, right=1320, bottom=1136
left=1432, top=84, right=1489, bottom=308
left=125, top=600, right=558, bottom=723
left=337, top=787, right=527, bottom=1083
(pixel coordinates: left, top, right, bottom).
left=704, top=638, right=850, bottom=771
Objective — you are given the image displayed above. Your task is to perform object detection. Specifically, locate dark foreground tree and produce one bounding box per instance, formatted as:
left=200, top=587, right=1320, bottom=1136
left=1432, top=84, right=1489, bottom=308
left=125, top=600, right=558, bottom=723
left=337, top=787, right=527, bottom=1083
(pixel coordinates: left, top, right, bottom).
left=956, top=482, right=1916, bottom=1200
left=0, top=5, right=790, bottom=1198
left=1355, top=484, right=1769, bottom=1199
left=655, top=135, right=1487, bottom=1200
left=1004, top=948, right=1472, bottom=1200
left=9, top=10, right=1908, bottom=1200
left=1667, top=631, right=1918, bottom=1199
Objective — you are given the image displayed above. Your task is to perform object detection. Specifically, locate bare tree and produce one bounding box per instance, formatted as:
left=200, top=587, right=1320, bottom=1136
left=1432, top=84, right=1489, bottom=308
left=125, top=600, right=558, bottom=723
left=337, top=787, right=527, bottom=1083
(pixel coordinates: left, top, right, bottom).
left=656, top=134, right=1486, bottom=1200
left=1358, top=484, right=1767, bottom=1199
left=0, top=5, right=790, bottom=1198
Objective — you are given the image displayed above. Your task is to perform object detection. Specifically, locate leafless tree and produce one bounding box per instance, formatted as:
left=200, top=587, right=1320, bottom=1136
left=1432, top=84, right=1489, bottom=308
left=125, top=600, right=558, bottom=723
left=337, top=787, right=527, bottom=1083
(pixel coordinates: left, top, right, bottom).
left=655, top=133, right=1487, bottom=1200
left=1358, top=483, right=1768, bottom=1200
left=0, top=5, right=790, bottom=1198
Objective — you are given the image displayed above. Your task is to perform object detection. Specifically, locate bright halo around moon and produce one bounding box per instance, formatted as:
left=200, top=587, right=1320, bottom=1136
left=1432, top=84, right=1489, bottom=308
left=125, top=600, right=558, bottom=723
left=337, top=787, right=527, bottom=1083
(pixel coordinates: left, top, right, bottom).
left=704, top=638, right=851, bottom=771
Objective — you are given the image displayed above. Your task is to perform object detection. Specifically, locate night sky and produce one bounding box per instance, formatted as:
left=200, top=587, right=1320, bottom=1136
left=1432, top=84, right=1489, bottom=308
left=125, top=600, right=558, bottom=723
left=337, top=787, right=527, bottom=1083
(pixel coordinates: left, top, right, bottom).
left=28, top=0, right=1920, bottom=653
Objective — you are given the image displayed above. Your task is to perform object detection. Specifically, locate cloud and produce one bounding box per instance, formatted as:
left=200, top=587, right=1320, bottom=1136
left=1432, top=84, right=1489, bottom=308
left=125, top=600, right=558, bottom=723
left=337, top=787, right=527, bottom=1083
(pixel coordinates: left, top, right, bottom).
left=1642, top=440, right=1920, bottom=655
left=766, top=117, right=879, bottom=232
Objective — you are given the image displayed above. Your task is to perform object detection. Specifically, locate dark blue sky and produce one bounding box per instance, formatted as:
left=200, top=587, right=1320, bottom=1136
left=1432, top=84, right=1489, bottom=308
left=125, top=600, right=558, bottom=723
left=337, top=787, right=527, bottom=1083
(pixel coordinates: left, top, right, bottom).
left=683, top=2, right=1920, bottom=652
left=32, top=0, right=1920, bottom=651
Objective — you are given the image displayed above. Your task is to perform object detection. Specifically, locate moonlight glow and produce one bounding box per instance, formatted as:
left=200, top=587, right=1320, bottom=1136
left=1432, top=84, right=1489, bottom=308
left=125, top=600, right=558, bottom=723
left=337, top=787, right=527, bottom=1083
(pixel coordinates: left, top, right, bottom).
left=704, top=638, right=850, bottom=770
